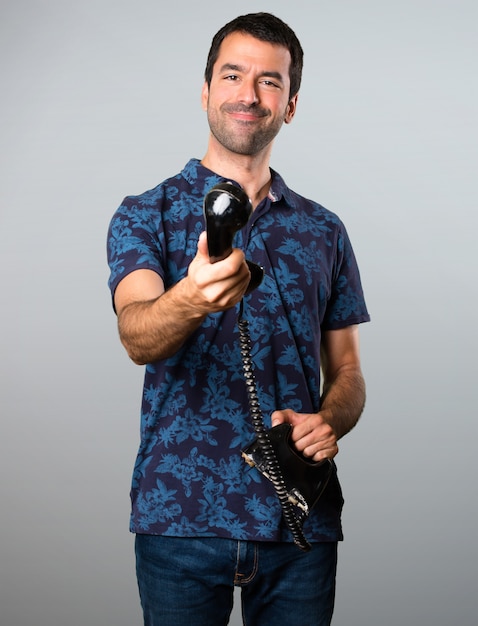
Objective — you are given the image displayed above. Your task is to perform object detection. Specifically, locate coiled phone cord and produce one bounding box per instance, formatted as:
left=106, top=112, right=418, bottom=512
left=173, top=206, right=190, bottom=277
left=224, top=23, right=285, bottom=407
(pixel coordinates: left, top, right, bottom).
left=238, top=301, right=311, bottom=552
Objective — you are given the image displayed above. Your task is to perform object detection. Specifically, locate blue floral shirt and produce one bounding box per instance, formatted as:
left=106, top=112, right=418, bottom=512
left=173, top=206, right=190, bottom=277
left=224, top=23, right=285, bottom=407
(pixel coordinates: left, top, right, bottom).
left=107, top=159, right=370, bottom=543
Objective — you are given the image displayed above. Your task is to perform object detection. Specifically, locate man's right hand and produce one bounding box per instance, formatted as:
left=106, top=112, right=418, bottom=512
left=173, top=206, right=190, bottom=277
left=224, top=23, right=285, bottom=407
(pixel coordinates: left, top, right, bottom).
left=113, top=232, right=251, bottom=365
left=184, top=231, right=251, bottom=314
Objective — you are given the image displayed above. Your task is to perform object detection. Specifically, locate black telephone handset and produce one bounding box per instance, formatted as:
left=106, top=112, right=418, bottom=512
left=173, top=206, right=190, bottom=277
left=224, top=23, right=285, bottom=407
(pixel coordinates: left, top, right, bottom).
left=203, top=182, right=332, bottom=551
left=203, top=182, right=264, bottom=294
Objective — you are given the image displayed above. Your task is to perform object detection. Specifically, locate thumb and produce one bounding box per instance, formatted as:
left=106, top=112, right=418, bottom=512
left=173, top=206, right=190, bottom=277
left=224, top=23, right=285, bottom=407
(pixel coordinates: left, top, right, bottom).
left=196, top=231, right=210, bottom=259
left=271, top=410, right=287, bottom=427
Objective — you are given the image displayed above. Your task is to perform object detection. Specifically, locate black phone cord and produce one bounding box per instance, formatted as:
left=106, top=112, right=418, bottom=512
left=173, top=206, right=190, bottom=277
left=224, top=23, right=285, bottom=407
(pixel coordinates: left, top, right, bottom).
left=238, top=301, right=311, bottom=552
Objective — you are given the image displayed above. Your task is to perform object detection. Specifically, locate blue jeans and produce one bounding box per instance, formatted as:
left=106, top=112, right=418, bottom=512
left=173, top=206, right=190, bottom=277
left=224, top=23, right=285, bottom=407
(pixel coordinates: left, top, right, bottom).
left=135, top=535, right=337, bottom=626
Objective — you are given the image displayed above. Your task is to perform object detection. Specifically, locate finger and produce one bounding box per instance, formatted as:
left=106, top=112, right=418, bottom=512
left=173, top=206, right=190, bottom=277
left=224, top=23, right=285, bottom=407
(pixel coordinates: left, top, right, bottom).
left=302, top=441, right=339, bottom=462
left=293, top=422, right=337, bottom=455
left=290, top=413, right=328, bottom=442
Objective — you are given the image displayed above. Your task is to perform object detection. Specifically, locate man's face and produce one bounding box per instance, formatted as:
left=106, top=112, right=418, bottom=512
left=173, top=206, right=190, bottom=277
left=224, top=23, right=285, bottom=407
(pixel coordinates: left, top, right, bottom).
left=202, top=32, right=298, bottom=156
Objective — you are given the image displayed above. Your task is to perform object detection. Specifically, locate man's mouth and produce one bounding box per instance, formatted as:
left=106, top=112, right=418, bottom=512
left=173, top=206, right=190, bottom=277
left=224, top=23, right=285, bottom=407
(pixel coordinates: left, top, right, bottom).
left=222, top=104, right=268, bottom=120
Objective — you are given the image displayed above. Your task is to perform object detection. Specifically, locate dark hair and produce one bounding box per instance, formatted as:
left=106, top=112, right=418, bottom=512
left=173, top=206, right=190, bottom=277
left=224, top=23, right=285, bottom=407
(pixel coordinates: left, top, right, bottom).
left=204, top=12, right=304, bottom=99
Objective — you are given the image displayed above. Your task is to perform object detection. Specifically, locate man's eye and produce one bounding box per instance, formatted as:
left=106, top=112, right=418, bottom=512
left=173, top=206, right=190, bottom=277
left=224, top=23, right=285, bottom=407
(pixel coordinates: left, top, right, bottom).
left=225, top=75, right=238, bottom=81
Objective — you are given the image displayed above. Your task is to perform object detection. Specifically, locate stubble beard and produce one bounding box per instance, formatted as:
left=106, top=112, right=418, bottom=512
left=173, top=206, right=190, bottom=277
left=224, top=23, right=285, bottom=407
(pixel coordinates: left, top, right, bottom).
left=207, top=103, right=286, bottom=156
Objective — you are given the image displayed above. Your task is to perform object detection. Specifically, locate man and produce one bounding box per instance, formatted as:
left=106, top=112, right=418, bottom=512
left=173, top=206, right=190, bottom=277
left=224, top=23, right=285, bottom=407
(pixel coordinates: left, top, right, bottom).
left=107, top=12, right=370, bottom=626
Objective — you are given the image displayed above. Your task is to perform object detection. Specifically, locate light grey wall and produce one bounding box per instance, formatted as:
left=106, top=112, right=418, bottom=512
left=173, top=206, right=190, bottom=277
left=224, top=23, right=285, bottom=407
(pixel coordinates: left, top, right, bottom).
left=1, top=1, right=476, bottom=625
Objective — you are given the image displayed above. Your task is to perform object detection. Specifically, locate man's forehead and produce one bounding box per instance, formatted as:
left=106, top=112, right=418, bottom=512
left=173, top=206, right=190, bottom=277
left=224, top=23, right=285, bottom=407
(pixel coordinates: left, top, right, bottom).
left=215, top=32, right=291, bottom=66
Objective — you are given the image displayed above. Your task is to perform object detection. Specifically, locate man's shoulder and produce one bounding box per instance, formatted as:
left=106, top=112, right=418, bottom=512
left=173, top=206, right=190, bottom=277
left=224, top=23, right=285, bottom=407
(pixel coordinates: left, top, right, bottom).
left=121, top=158, right=227, bottom=207
left=271, top=169, right=343, bottom=226
left=121, top=167, right=187, bottom=208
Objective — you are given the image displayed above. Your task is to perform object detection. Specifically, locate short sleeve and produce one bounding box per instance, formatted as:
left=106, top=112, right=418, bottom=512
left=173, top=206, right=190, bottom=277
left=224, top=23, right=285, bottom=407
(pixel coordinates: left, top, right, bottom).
left=322, top=223, right=370, bottom=330
left=106, top=195, right=166, bottom=304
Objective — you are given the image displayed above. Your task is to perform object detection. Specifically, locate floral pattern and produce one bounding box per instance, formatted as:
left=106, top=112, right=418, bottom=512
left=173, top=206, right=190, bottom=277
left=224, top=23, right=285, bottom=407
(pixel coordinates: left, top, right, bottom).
left=107, top=159, right=369, bottom=542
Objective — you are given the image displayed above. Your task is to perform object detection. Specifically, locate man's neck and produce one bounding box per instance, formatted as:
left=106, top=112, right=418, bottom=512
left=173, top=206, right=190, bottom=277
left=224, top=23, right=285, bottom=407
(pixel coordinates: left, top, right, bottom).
left=201, top=141, right=273, bottom=209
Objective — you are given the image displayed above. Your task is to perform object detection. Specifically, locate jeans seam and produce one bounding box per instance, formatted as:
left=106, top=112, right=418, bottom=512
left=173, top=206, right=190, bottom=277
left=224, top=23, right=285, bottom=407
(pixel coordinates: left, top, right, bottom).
left=234, top=541, right=259, bottom=586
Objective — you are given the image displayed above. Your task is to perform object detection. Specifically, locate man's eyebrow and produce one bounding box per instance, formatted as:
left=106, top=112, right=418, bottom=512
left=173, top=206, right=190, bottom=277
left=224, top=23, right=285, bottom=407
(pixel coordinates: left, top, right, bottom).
left=219, top=63, right=245, bottom=73
left=219, top=63, right=285, bottom=82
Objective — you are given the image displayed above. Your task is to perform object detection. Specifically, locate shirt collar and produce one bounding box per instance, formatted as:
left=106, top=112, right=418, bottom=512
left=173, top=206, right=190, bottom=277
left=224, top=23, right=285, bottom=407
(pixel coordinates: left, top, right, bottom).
left=181, top=159, right=295, bottom=209
left=268, top=168, right=295, bottom=208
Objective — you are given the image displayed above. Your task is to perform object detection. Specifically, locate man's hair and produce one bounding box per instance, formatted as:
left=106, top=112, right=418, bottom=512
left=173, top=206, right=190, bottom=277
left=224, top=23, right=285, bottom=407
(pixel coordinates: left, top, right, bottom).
left=204, top=12, right=304, bottom=99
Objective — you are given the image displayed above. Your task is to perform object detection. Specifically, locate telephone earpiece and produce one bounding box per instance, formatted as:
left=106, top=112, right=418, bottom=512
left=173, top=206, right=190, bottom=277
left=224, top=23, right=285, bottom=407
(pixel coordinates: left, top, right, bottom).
left=203, top=182, right=264, bottom=294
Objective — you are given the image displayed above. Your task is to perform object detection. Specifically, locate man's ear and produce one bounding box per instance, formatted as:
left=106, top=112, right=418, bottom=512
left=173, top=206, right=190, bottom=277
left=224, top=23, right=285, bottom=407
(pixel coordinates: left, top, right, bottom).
left=201, top=82, right=209, bottom=111
left=284, top=93, right=299, bottom=124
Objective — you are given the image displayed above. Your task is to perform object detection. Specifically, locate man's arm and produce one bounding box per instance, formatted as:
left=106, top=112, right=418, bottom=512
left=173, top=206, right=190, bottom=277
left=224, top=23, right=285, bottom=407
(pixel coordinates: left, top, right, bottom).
left=319, top=324, right=366, bottom=440
left=114, top=232, right=251, bottom=365
left=271, top=325, right=365, bottom=461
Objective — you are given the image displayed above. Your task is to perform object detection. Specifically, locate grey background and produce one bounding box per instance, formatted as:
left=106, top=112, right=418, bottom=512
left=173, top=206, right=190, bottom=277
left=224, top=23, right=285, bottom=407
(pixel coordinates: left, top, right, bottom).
left=1, top=0, right=476, bottom=625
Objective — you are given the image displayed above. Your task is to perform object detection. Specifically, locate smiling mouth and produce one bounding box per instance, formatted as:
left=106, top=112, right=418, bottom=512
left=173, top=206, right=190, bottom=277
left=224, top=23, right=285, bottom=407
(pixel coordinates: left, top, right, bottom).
left=222, top=104, right=268, bottom=120
left=231, top=113, right=263, bottom=124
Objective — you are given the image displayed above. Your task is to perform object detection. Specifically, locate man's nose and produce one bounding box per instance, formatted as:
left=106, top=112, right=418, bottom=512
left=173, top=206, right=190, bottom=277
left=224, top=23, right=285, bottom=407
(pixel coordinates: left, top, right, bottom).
left=237, top=79, right=259, bottom=105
